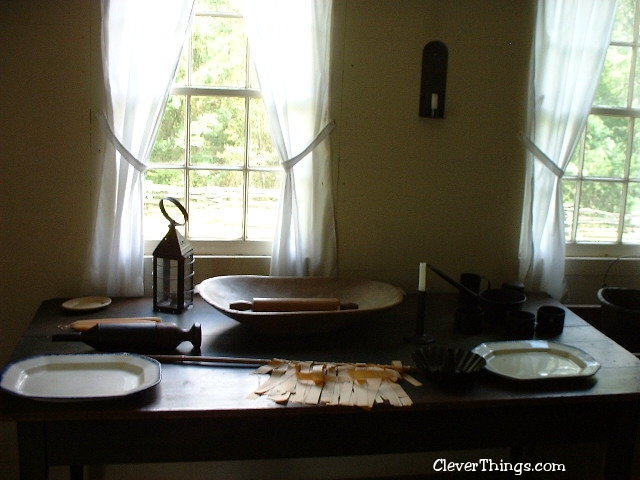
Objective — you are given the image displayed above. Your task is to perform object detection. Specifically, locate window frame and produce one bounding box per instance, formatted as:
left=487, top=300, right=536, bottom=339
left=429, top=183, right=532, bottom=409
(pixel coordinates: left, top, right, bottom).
left=564, top=3, right=640, bottom=258
left=143, top=5, right=280, bottom=257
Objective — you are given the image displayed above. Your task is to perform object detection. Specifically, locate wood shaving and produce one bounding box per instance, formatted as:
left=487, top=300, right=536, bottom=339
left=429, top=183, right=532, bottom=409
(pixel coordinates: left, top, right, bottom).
left=250, top=359, right=416, bottom=408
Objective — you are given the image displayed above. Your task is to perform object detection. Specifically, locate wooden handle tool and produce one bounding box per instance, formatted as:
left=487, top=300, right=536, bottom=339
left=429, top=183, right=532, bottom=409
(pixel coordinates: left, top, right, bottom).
left=60, top=317, right=162, bottom=332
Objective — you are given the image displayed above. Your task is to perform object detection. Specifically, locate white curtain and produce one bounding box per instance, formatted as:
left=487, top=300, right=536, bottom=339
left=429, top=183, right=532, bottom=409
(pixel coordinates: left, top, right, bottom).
left=519, top=0, right=617, bottom=299
left=83, top=0, right=195, bottom=296
left=243, top=0, right=337, bottom=277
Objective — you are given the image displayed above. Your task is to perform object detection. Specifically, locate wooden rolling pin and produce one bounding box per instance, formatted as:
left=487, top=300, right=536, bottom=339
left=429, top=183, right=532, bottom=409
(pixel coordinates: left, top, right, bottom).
left=229, top=298, right=358, bottom=312
left=60, top=317, right=162, bottom=332
left=53, top=322, right=201, bottom=351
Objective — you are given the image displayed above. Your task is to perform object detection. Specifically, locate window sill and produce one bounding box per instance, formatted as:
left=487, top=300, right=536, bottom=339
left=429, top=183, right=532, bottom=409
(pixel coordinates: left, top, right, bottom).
left=565, top=243, right=640, bottom=258
left=142, top=255, right=270, bottom=296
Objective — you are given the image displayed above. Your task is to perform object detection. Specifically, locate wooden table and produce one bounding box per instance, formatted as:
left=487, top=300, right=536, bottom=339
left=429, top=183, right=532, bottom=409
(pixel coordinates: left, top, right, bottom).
left=2, top=293, right=640, bottom=479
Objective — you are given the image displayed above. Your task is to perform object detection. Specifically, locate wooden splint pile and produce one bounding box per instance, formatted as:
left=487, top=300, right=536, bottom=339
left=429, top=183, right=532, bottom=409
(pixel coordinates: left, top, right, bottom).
left=249, top=359, right=420, bottom=408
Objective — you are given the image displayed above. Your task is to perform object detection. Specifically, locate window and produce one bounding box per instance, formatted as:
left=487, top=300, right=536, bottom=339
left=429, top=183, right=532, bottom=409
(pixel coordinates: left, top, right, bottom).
left=564, top=0, right=640, bottom=257
left=144, top=0, right=280, bottom=256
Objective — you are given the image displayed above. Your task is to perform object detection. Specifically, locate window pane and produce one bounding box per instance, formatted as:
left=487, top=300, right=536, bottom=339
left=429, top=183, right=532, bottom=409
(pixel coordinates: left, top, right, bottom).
left=150, top=96, right=186, bottom=165
left=248, top=98, right=279, bottom=167
left=198, top=0, right=242, bottom=13
left=249, top=60, right=260, bottom=89
left=583, top=115, right=628, bottom=178
left=564, top=136, right=582, bottom=177
left=631, top=119, right=640, bottom=178
left=634, top=53, right=640, bottom=108
left=143, top=170, right=185, bottom=239
left=191, top=16, right=246, bottom=87
left=623, top=182, right=640, bottom=242
left=611, top=0, right=636, bottom=42
left=246, top=171, right=281, bottom=240
left=190, top=96, right=246, bottom=166
left=594, top=46, right=632, bottom=108
left=174, top=45, right=188, bottom=86
left=562, top=179, right=577, bottom=241
left=575, top=181, right=622, bottom=242
left=188, top=170, right=243, bottom=239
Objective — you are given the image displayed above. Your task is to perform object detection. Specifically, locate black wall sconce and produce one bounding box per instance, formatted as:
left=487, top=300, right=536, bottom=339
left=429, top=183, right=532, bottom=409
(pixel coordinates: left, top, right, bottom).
left=419, top=41, right=448, bottom=119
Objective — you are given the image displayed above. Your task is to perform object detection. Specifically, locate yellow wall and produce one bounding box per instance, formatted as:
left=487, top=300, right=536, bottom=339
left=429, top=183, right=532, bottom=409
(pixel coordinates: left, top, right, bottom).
left=333, top=0, right=532, bottom=290
left=1, top=0, right=95, bottom=365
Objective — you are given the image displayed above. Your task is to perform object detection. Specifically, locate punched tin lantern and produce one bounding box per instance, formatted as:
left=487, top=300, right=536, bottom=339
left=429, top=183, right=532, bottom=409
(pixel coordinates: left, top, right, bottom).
left=153, top=197, right=194, bottom=314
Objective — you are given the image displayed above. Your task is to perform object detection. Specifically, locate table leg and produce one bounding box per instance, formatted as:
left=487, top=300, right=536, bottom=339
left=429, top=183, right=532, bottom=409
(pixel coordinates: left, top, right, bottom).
left=604, top=409, right=639, bottom=479
left=69, top=465, right=84, bottom=480
left=17, top=422, right=48, bottom=480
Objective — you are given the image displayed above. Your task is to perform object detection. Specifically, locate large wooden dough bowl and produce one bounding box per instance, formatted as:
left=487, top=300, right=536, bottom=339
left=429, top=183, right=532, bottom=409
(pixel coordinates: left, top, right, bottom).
left=198, top=275, right=405, bottom=334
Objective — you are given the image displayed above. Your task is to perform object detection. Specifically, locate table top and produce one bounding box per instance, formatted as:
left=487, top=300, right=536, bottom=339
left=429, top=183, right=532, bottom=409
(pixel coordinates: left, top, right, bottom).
left=2, top=292, right=640, bottom=422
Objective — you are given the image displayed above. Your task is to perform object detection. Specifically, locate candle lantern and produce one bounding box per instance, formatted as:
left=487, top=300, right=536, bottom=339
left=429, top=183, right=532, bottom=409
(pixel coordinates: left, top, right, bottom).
left=153, top=197, right=194, bottom=314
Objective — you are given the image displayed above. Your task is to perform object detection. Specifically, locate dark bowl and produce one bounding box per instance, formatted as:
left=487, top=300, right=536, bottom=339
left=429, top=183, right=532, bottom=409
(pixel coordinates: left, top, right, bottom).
left=597, top=287, right=640, bottom=352
left=479, top=288, right=526, bottom=323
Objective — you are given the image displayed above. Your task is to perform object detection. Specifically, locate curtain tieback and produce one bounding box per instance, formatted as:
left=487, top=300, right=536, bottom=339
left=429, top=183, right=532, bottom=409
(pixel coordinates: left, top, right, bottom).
left=95, top=111, right=148, bottom=173
left=520, top=133, right=564, bottom=178
left=282, top=120, right=336, bottom=171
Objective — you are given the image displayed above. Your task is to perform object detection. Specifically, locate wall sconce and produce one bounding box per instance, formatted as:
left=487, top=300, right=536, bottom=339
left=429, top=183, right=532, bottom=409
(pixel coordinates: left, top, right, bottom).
left=419, top=41, right=448, bottom=119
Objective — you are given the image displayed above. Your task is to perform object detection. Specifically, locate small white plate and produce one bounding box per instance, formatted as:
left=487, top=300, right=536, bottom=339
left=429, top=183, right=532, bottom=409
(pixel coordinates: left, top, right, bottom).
left=62, top=296, right=112, bottom=312
left=0, top=353, right=161, bottom=401
left=471, top=340, right=600, bottom=381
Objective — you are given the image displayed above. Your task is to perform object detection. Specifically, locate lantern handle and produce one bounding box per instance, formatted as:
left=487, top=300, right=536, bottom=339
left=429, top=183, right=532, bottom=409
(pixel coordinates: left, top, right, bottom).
left=159, top=197, right=188, bottom=227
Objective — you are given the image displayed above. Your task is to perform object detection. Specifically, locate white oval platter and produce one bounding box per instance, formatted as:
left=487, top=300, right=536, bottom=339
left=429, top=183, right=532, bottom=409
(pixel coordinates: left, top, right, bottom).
left=471, top=340, right=600, bottom=381
left=0, top=353, right=161, bottom=401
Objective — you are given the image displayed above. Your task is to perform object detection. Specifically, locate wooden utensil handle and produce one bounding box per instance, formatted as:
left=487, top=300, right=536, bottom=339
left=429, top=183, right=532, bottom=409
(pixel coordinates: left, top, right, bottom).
left=229, top=298, right=343, bottom=312
left=64, top=317, right=162, bottom=332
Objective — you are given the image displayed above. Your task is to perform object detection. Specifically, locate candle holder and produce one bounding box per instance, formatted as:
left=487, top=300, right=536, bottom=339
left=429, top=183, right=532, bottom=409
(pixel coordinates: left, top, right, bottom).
left=405, top=290, right=435, bottom=344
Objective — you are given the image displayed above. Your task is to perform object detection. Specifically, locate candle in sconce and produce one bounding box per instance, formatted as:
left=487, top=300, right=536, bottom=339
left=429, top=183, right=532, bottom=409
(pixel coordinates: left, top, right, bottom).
left=418, top=262, right=426, bottom=292
left=431, top=93, right=438, bottom=111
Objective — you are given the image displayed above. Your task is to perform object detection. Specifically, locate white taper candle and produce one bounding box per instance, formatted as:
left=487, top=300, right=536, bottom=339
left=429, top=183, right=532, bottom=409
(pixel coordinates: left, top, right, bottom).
left=418, top=262, right=426, bottom=292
